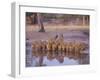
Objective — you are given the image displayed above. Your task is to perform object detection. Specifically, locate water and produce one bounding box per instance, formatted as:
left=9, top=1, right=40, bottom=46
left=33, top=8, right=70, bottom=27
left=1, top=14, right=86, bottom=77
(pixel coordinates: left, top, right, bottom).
left=26, top=49, right=89, bottom=67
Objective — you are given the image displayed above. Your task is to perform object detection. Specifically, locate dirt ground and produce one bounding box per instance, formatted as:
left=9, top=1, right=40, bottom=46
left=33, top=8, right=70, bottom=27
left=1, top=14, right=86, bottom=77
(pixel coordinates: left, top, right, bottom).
left=26, top=25, right=89, bottom=42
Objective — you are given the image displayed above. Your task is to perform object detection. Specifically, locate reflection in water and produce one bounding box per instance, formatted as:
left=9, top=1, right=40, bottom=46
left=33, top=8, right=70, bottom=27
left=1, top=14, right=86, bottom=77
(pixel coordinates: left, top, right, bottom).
left=26, top=44, right=89, bottom=67
left=31, top=50, right=89, bottom=67
left=26, top=37, right=89, bottom=67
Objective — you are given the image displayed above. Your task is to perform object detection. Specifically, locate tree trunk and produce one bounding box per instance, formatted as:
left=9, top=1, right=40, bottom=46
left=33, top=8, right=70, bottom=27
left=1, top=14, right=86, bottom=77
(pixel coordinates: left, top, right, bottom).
left=37, top=13, right=45, bottom=32
left=31, top=13, right=37, bottom=24
left=82, top=16, right=85, bottom=26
